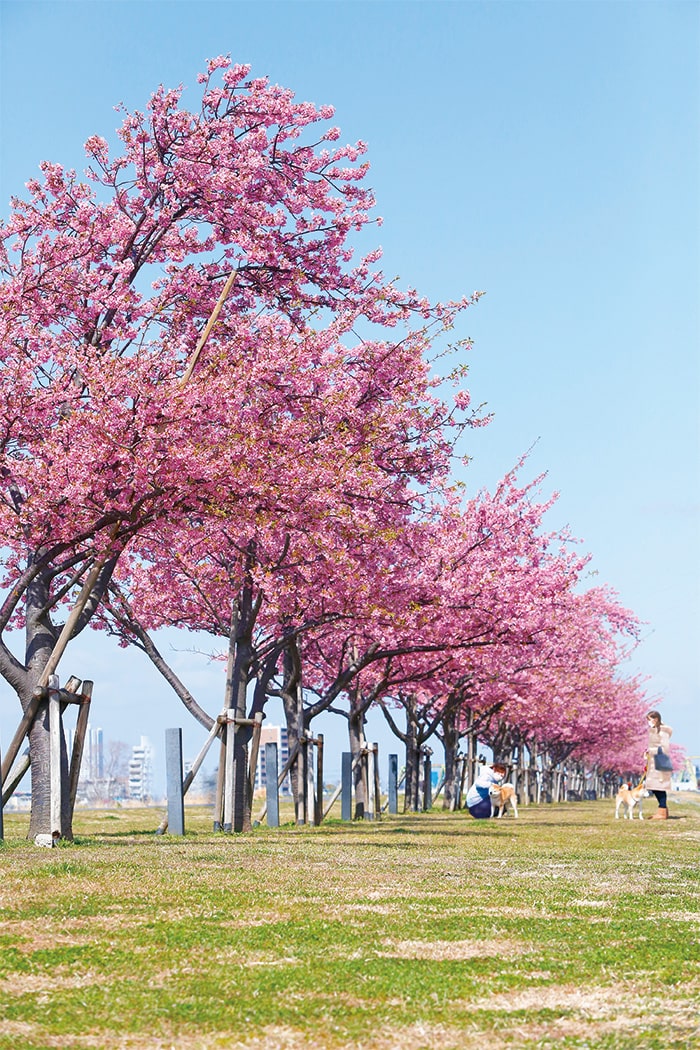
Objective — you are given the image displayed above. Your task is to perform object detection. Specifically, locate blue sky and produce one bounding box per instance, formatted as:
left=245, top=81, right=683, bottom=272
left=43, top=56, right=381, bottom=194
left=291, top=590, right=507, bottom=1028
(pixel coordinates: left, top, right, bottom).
left=1, top=1, right=698, bottom=791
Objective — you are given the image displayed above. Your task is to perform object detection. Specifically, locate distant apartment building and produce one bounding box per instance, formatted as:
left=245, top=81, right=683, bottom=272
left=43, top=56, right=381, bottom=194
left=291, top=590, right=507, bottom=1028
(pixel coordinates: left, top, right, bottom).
left=254, top=725, right=291, bottom=794
left=84, top=725, right=104, bottom=780
left=128, top=736, right=154, bottom=802
left=68, top=724, right=104, bottom=801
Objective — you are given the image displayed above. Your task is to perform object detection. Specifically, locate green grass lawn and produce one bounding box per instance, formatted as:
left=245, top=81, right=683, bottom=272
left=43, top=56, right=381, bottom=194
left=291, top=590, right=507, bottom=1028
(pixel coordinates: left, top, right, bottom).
left=1, top=796, right=699, bottom=1049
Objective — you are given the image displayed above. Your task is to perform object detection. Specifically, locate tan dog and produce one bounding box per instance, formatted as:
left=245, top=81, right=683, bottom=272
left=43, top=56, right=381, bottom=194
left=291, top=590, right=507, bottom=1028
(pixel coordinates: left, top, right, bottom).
left=615, top=782, right=649, bottom=820
left=490, top=783, right=518, bottom=818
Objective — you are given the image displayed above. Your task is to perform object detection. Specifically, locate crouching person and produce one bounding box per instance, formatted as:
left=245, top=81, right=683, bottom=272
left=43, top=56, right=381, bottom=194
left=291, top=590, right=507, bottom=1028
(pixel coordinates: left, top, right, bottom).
left=466, top=762, right=507, bottom=819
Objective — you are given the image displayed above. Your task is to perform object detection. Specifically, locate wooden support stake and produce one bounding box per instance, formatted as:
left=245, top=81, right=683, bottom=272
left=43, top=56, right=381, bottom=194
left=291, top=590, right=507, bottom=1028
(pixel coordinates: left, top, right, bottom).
left=2, top=751, right=30, bottom=807
left=458, top=756, right=469, bottom=809
left=373, top=744, right=382, bottom=819
left=247, top=712, right=264, bottom=804
left=0, top=742, right=4, bottom=840
left=48, top=675, right=62, bottom=839
left=431, top=769, right=446, bottom=803
left=1, top=689, right=45, bottom=786
left=68, top=681, right=92, bottom=814
left=183, top=720, right=222, bottom=795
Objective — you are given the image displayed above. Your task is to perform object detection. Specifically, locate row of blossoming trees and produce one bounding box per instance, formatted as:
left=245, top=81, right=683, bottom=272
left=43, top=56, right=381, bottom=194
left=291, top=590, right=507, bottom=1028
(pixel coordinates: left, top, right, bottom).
left=1, top=58, right=651, bottom=839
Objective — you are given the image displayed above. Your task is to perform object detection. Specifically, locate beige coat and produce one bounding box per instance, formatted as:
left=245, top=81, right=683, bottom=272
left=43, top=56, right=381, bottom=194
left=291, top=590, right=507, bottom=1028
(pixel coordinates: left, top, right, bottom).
left=645, top=723, right=673, bottom=791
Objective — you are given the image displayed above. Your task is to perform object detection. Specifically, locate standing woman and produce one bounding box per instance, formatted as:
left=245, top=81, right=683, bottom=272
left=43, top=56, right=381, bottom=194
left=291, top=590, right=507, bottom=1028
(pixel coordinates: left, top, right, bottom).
left=645, top=710, right=673, bottom=820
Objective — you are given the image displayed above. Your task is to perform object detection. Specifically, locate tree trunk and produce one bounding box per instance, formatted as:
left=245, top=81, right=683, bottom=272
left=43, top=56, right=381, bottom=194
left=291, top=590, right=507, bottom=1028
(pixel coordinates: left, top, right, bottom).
left=404, top=717, right=420, bottom=812
left=215, top=567, right=256, bottom=833
left=231, top=639, right=253, bottom=833
left=25, top=568, right=72, bottom=840
left=347, top=701, right=366, bottom=819
left=281, top=644, right=305, bottom=820
left=441, top=704, right=461, bottom=811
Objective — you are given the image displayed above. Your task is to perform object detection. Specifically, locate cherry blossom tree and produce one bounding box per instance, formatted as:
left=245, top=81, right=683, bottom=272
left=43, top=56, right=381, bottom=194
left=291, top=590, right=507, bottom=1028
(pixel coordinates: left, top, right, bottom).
left=0, top=56, right=480, bottom=838
left=351, top=470, right=649, bottom=808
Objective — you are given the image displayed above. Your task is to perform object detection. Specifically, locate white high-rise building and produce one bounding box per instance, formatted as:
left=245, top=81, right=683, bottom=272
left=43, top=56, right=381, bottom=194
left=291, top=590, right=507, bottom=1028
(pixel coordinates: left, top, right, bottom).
left=84, top=725, right=104, bottom=781
left=68, top=724, right=104, bottom=799
left=128, top=736, right=154, bottom=802
left=255, top=725, right=291, bottom=795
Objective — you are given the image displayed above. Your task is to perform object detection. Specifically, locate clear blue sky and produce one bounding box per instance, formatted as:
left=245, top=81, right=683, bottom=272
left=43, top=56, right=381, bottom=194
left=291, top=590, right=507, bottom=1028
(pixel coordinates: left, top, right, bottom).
left=1, top=1, right=698, bottom=791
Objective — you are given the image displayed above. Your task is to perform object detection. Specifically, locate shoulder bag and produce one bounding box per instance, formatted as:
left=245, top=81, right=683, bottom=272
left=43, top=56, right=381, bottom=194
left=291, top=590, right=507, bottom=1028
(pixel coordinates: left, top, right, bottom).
left=653, top=747, right=673, bottom=772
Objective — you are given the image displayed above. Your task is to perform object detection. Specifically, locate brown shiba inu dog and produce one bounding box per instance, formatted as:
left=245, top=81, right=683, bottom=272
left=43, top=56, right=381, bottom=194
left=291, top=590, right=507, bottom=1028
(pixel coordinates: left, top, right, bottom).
left=614, top=782, right=649, bottom=820
left=489, top=783, right=518, bottom=818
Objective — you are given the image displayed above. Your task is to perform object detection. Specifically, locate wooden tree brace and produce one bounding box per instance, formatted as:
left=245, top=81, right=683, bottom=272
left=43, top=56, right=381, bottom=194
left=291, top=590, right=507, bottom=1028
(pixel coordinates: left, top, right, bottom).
left=68, top=681, right=93, bottom=815
left=1, top=690, right=45, bottom=786
left=28, top=681, right=91, bottom=706
left=2, top=751, right=30, bottom=807
left=60, top=691, right=92, bottom=705
left=246, top=712, right=264, bottom=802
left=216, top=712, right=259, bottom=726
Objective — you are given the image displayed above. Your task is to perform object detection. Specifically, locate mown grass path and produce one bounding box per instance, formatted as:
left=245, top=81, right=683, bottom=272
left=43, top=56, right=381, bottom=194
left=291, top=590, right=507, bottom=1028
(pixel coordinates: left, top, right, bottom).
left=1, top=798, right=698, bottom=1049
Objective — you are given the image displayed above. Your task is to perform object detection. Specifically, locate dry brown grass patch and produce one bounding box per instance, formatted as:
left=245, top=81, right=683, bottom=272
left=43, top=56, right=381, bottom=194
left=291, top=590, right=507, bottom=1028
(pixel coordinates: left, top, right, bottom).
left=0, top=969, right=107, bottom=998
left=377, top=936, right=531, bottom=961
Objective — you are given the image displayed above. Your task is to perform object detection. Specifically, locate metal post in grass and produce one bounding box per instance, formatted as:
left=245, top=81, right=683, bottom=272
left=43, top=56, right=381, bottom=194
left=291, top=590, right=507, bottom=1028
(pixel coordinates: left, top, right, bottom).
left=305, top=731, right=316, bottom=826
left=291, top=744, right=304, bottom=825
left=256, top=741, right=299, bottom=825
left=366, top=745, right=375, bottom=820
left=298, top=734, right=308, bottom=825
left=265, top=742, right=280, bottom=827
left=165, top=728, right=185, bottom=836
left=357, top=746, right=368, bottom=820
left=157, top=717, right=223, bottom=835
left=341, top=752, right=352, bottom=821
left=388, top=754, right=398, bottom=814
left=323, top=750, right=359, bottom=820
left=315, top=734, right=324, bottom=826
left=223, top=715, right=236, bottom=832
left=213, top=723, right=226, bottom=831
